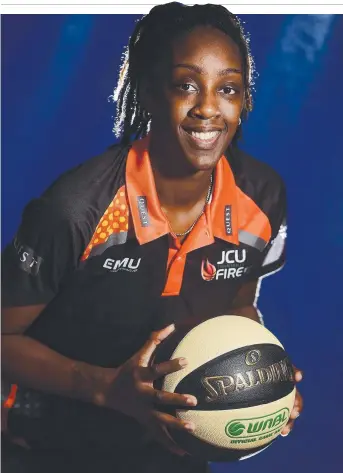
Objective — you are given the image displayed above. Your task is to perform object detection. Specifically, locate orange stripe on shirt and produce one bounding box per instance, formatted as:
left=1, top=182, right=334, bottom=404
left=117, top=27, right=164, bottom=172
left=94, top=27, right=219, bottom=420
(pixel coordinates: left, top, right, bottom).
left=81, top=185, right=130, bottom=261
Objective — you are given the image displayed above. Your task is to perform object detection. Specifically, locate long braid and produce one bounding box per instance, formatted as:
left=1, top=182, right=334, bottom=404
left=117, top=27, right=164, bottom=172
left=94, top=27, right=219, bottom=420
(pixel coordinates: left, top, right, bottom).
left=112, top=2, right=256, bottom=145
left=113, top=22, right=150, bottom=144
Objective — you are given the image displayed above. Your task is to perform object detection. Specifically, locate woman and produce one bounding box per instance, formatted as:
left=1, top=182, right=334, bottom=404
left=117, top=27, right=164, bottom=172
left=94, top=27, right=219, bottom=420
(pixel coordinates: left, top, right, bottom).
left=2, top=3, right=303, bottom=473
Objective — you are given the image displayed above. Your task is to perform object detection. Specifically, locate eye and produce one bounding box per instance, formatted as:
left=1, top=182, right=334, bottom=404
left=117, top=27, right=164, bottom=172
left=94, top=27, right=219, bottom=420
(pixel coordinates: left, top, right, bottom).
left=220, top=85, right=236, bottom=96
left=177, top=83, right=197, bottom=92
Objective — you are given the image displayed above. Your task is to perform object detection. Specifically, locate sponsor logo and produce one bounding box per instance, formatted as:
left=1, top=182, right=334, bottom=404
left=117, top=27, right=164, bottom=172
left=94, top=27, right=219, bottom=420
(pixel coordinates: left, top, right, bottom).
left=137, top=196, right=149, bottom=227
left=13, top=236, right=43, bottom=276
left=201, top=259, right=217, bottom=281
left=227, top=422, right=245, bottom=437
left=201, top=357, right=294, bottom=403
left=224, top=205, right=232, bottom=235
left=279, top=223, right=287, bottom=239
left=245, top=350, right=261, bottom=366
left=225, top=408, right=289, bottom=441
left=217, top=250, right=246, bottom=265
left=201, top=249, right=247, bottom=281
left=103, top=257, right=141, bottom=272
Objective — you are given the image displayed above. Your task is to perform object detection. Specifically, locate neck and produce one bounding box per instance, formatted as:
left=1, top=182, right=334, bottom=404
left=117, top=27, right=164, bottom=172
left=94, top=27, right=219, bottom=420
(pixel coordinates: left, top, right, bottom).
left=148, top=136, right=213, bottom=210
left=152, top=166, right=212, bottom=210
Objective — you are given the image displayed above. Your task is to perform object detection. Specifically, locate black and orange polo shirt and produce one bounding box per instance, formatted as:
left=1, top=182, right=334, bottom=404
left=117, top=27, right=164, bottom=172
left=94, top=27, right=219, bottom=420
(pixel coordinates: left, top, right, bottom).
left=2, top=134, right=286, bottom=450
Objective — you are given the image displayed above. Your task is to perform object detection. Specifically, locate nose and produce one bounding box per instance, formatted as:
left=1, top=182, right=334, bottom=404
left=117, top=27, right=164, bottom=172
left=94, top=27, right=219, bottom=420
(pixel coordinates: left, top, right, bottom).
left=190, top=91, right=221, bottom=120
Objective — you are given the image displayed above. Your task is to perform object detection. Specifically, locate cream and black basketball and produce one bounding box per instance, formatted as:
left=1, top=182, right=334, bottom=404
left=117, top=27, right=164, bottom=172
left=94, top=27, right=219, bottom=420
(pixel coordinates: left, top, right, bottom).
left=154, top=316, right=296, bottom=462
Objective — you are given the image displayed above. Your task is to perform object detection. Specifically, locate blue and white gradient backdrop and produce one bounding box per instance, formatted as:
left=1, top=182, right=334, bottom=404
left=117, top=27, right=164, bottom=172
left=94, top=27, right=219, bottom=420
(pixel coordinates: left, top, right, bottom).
left=2, top=14, right=343, bottom=473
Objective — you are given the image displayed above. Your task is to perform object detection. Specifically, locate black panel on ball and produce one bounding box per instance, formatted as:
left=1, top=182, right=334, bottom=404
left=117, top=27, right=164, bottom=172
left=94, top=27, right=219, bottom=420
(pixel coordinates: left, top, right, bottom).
left=175, top=344, right=294, bottom=410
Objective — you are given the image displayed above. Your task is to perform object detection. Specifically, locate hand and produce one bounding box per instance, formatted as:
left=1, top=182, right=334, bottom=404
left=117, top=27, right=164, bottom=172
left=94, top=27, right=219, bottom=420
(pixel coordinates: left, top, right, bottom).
left=281, top=366, right=303, bottom=437
left=99, top=324, right=197, bottom=456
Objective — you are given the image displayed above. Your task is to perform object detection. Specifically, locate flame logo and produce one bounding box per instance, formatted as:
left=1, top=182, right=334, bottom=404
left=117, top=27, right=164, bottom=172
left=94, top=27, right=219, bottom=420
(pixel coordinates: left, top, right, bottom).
left=201, top=258, right=217, bottom=281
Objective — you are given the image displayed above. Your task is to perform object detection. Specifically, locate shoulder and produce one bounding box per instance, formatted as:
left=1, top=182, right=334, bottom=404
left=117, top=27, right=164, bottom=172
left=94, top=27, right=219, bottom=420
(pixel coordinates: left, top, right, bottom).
left=31, top=143, right=130, bottom=226
left=228, top=146, right=285, bottom=201
left=227, top=146, right=286, bottom=239
left=228, top=146, right=286, bottom=217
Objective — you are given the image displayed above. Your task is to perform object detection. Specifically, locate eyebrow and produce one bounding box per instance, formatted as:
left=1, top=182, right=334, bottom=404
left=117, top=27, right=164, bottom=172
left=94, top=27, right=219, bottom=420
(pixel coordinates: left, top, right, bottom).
left=173, top=63, right=242, bottom=76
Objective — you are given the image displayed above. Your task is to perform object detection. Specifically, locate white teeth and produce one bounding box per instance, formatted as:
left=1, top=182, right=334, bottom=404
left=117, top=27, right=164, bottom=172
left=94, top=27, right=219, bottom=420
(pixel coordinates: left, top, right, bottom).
left=190, top=131, right=220, bottom=140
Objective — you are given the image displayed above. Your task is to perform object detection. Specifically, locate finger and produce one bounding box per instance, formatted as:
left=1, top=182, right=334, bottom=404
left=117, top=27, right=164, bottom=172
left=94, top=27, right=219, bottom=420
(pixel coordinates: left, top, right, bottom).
left=156, top=426, right=188, bottom=457
left=281, top=420, right=294, bottom=437
left=138, top=324, right=175, bottom=367
left=290, top=408, right=300, bottom=420
left=152, top=324, right=176, bottom=343
left=153, top=410, right=196, bottom=433
left=142, top=422, right=187, bottom=457
left=292, top=365, right=303, bottom=383
left=293, top=390, right=304, bottom=413
left=142, top=387, right=197, bottom=407
left=294, top=371, right=303, bottom=382
left=154, top=358, right=189, bottom=377
left=290, top=393, right=303, bottom=419
left=142, top=358, right=188, bottom=382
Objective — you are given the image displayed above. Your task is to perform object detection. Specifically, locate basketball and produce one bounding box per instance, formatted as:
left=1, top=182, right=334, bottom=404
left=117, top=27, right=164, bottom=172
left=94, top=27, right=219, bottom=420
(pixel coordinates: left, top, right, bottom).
left=154, top=316, right=296, bottom=462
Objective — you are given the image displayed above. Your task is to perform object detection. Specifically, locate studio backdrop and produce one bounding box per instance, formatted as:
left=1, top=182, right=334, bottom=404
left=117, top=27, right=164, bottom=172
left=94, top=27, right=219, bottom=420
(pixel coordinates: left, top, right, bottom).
left=2, top=12, right=343, bottom=473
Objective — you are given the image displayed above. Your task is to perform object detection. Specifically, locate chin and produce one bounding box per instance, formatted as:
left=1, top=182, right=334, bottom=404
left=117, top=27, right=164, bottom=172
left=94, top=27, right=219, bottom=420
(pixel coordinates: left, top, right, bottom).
left=178, top=134, right=230, bottom=173
left=186, top=151, right=223, bottom=172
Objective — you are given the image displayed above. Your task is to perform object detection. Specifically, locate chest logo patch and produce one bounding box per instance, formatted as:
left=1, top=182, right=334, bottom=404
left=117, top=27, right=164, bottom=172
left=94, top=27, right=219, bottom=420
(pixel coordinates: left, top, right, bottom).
left=103, top=257, right=141, bottom=273
left=201, top=259, right=217, bottom=281
left=201, top=250, right=248, bottom=281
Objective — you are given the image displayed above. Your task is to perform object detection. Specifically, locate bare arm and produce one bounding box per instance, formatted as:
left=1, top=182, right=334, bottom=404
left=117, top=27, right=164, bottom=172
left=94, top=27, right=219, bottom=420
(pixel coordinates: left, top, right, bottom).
left=2, top=307, right=198, bottom=455
left=2, top=279, right=262, bottom=400
left=1, top=305, right=113, bottom=405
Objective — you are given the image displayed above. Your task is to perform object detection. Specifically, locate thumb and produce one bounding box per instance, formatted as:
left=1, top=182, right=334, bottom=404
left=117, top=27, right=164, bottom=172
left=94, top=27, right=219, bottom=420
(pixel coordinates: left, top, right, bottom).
left=137, top=324, right=175, bottom=367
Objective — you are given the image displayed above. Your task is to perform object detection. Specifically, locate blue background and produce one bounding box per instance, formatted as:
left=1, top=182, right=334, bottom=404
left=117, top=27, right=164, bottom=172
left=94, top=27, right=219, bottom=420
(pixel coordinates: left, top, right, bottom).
left=2, top=13, right=343, bottom=473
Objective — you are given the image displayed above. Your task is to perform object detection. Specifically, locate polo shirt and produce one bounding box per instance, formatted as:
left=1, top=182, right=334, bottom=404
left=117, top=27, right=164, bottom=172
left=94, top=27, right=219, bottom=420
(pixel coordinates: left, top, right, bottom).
left=2, top=134, right=286, bottom=452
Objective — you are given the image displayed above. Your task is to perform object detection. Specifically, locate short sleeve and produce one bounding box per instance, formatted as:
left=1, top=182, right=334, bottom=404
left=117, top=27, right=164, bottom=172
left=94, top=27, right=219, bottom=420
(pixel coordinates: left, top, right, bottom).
left=2, top=197, right=87, bottom=307
left=245, top=178, right=287, bottom=281
left=258, top=217, right=287, bottom=278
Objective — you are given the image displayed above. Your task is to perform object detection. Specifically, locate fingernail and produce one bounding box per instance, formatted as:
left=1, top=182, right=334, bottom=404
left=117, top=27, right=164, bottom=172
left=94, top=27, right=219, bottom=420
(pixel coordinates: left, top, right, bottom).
left=281, top=429, right=290, bottom=437
left=184, top=422, right=195, bottom=432
left=185, top=395, right=197, bottom=406
left=167, top=324, right=175, bottom=331
left=295, top=371, right=303, bottom=382
left=178, top=358, right=188, bottom=368
left=292, top=411, right=300, bottom=419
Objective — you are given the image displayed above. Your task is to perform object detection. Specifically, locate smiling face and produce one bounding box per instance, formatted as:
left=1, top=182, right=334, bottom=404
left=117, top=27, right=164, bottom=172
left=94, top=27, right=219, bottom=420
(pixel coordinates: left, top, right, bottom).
left=147, top=25, right=245, bottom=174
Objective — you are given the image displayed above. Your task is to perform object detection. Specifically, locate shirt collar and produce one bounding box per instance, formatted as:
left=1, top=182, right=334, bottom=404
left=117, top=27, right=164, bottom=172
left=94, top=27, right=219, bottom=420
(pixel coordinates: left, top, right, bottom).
left=126, top=134, right=239, bottom=247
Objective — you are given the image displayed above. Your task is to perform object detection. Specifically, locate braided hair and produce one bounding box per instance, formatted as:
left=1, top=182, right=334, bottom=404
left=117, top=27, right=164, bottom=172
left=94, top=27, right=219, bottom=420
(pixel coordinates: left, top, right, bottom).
left=112, top=2, right=256, bottom=145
